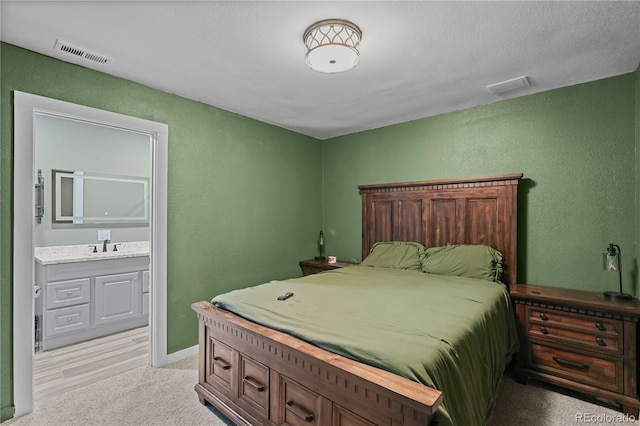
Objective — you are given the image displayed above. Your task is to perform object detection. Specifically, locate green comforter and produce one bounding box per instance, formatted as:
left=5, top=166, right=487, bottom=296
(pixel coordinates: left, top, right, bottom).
left=212, top=266, right=519, bottom=426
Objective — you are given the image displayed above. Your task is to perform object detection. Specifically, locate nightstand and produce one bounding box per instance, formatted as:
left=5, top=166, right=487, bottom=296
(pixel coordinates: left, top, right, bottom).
left=510, top=284, right=640, bottom=416
left=299, top=258, right=352, bottom=276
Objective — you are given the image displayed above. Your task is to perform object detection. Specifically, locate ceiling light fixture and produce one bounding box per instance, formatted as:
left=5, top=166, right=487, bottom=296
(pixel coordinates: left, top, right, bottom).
left=303, top=19, right=362, bottom=74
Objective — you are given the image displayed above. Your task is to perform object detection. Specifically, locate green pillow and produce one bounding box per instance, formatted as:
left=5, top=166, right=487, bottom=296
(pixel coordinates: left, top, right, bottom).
left=360, top=241, right=425, bottom=270
left=421, top=244, right=503, bottom=282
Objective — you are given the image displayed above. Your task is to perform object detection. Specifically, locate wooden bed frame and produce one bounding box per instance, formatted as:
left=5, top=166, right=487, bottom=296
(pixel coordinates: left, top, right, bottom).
left=192, top=173, right=522, bottom=426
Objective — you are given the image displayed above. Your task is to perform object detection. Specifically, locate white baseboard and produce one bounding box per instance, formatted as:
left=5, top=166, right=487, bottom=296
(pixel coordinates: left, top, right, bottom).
left=166, top=344, right=198, bottom=365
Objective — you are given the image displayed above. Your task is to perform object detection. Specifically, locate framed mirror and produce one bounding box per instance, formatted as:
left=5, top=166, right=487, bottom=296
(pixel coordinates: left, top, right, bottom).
left=52, top=169, right=149, bottom=224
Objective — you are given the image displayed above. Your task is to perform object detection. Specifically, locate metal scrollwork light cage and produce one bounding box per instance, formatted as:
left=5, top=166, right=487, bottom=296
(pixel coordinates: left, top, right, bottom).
left=303, top=19, right=362, bottom=73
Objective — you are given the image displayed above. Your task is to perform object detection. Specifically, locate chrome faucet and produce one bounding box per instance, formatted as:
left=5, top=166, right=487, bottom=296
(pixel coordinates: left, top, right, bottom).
left=102, top=239, right=110, bottom=252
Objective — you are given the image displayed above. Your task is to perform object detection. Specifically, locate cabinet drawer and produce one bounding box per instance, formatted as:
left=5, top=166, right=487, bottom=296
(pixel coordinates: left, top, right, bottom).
left=529, top=343, right=622, bottom=392
left=527, top=307, right=621, bottom=354
left=238, top=355, right=269, bottom=418
left=279, top=376, right=327, bottom=426
left=45, top=304, right=90, bottom=337
left=206, top=337, right=234, bottom=394
left=46, top=278, right=90, bottom=309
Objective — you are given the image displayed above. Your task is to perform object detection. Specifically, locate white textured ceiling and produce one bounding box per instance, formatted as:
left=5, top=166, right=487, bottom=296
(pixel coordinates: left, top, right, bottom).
left=2, top=1, right=639, bottom=140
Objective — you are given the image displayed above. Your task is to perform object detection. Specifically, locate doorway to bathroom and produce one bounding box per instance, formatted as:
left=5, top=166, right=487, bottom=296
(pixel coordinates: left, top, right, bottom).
left=13, top=91, right=169, bottom=417
left=32, top=112, right=152, bottom=401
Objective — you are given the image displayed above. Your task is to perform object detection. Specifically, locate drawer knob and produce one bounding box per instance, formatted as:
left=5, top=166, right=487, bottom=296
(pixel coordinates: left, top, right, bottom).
left=243, top=376, right=265, bottom=392
left=285, top=401, right=314, bottom=422
left=540, top=326, right=548, bottom=335
left=596, top=337, right=606, bottom=347
left=596, top=322, right=606, bottom=331
left=553, top=356, right=589, bottom=371
left=539, top=313, right=548, bottom=321
left=212, top=356, right=231, bottom=370
left=68, top=291, right=73, bottom=295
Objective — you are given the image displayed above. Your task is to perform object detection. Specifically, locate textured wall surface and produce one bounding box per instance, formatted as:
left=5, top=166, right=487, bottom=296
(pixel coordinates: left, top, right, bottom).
left=1, top=40, right=638, bottom=424
left=322, top=74, right=636, bottom=294
left=0, top=43, right=322, bottom=420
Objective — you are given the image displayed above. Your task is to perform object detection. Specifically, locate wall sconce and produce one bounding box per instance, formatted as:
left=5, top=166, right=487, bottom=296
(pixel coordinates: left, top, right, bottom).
left=315, top=230, right=326, bottom=261
left=604, top=243, right=633, bottom=300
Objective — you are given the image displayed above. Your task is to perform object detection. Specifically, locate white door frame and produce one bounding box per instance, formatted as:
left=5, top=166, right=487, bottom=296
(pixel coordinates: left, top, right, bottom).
left=13, top=91, right=168, bottom=417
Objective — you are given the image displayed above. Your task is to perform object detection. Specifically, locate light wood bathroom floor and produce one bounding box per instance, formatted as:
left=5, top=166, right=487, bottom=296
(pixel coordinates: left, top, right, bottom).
left=34, top=326, right=149, bottom=401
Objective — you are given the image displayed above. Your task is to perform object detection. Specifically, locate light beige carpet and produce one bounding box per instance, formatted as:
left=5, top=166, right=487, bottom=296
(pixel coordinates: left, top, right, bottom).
left=5, top=355, right=230, bottom=426
left=5, top=355, right=637, bottom=426
left=492, top=377, right=638, bottom=426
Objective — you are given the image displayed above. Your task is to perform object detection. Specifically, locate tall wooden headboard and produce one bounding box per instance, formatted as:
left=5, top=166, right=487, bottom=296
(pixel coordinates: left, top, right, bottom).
left=359, top=173, right=523, bottom=286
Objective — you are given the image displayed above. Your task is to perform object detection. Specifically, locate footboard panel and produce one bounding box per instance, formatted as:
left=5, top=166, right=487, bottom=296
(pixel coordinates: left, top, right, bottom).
left=192, top=301, right=442, bottom=426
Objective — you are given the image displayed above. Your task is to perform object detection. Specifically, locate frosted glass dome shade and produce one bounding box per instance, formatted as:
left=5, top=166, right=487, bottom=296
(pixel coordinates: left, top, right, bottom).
left=305, top=44, right=360, bottom=73
left=303, top=19, right=362, bottom=74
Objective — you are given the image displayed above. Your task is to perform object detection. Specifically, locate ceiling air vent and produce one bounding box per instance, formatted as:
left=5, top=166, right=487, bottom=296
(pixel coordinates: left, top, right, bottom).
left=54, top=40, right=111, bottom=65
left=486, top=76, right=530, bottom=95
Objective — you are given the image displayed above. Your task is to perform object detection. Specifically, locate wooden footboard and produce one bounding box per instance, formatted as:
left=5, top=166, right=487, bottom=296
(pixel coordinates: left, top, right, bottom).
left=192, top=301, right=442, bottom=426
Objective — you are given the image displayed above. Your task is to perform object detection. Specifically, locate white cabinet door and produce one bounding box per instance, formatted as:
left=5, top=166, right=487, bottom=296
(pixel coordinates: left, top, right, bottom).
left=142, top=292, right=150, bottom=316
left=142, top=270, right=150, bottom=293
left=141, top=270, right=150, bottom=316
left=94, top=272, right=140, bottom=326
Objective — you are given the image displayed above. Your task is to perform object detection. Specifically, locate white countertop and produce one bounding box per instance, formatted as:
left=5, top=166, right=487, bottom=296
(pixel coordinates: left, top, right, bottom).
left=35, top=241, right=150, bottom=265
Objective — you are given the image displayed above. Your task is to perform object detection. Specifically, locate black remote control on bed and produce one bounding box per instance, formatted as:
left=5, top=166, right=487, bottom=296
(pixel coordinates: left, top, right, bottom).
left=277, top=292, right=294, bottom=301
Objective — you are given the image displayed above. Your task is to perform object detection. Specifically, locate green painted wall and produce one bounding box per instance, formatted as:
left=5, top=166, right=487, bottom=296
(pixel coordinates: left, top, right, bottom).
left=0, top=43, right=322, bottom=420
left=1, top=40, right=638, bottom=423
left=322, top=74, right=637, bottom=295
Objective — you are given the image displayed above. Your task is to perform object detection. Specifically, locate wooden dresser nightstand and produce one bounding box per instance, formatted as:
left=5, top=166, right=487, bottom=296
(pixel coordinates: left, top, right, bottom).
left=510, top=284, right=640, bottom=415
left=298, top=258, right=352, bottom=276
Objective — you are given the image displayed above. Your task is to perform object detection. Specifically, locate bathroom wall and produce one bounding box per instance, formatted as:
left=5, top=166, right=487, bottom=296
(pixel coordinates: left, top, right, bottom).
left=35, top=114, right=151, bottom=247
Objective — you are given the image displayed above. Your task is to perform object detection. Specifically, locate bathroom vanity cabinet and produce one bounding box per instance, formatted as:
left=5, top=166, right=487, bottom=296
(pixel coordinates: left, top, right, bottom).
left=35, top=255, right=150, bottom=351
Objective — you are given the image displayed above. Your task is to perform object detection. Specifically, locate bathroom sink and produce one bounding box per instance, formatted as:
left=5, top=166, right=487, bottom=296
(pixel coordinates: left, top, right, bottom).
left=35, top=241, right=150, bottom=265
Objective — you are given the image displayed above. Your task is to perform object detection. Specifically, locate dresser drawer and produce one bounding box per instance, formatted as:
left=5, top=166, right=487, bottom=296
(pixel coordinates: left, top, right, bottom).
left=46, top=278, right=90, bottom=309
left=529, top=343, right=622, bottom=392
left=45, top=304, right=90, bottom=337
left=333, top=404, right=376, bottom=426
left=279, top=375, right=329, bottom=426
left=527, top=307, right=621, bottom=335
left=299, top=259, right=347, bottom=276
left=301, top=265, right=325, bottom=276
left=238, top=354, right=269, bottom=418
left=526, top=306, right=621, bottom=354
left=206, top=337, right=235, bottom=394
